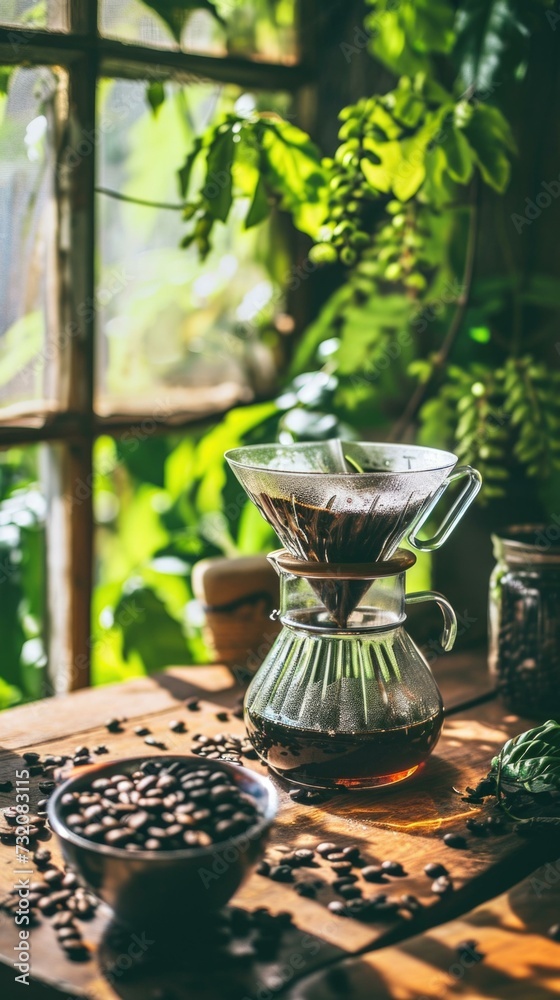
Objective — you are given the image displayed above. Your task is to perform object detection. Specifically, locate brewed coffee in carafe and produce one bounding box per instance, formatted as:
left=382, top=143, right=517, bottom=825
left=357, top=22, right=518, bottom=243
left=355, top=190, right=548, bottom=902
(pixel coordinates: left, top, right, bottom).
left=226, top=442, right=481, bottom=788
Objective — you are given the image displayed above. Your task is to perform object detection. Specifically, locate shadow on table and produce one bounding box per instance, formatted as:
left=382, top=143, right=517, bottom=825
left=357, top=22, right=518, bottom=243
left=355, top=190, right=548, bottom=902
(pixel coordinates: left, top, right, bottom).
left=96, top=908, right=343, bottom=1000
left=151, top=669, right=241, bottom=708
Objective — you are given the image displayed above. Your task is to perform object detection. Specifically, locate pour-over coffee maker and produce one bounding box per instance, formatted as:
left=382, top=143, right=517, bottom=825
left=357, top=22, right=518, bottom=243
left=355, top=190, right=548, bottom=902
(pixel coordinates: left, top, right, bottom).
left=226, top=442, right=481, bottom=789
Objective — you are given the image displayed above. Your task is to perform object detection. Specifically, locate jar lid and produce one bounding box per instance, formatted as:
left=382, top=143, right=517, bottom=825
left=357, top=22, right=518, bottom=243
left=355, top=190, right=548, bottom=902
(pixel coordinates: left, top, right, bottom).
left=492, top=524, right=560, bottom=564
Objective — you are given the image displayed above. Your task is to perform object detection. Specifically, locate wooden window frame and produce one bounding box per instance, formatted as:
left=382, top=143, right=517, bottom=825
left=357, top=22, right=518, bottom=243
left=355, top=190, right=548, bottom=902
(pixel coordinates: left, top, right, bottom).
left=0, top=0, right=319, bottom=693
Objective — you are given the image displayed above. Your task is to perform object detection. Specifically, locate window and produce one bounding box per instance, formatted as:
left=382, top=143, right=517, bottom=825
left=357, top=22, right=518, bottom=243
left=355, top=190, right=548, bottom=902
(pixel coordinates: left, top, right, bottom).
left=0, top=0, right=315, bottom=702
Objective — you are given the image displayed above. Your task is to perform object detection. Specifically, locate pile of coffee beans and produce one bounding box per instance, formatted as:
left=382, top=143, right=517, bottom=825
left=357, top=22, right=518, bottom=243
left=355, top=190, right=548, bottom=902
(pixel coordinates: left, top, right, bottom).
left=1, top=862, right=97, bottom=960
left=491, top=563, right=560, bottom=716
left=190, top=732, right=258, bottom=765
left=257, top=839, right=429, bottom=923
left=58, top=760, right=263, bottom=851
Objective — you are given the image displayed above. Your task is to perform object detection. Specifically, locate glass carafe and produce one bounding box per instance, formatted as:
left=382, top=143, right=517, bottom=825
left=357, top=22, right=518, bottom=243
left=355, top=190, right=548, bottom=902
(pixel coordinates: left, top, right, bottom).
left=244, top=550, right=457, bottom=789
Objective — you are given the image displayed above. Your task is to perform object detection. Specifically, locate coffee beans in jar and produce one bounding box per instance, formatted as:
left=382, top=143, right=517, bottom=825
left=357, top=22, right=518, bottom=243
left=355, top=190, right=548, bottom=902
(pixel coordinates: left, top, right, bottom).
left=489, top=527, right=560, bottom=716
left=58, top=760, right=263, bottom=852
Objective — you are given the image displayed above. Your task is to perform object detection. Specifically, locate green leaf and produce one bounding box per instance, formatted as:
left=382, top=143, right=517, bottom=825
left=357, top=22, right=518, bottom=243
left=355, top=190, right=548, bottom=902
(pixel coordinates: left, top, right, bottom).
left=146, top=80, right=165, bottom=115
left=245, top=173, right=270, bottom=229
left=455, top=0, right=532, bottom=93
left=441, top=126, right=474, bottom=184
left=140, top=0, right=225, bottom=42
left=204, top=128, right=234, bottom=222
left=260, top=120, right=327, bottom=237
left=117, top=585, right=191, bottom=673
left=464, top=105, right=514, bottom=192
left=489, top=720, right=560, bottom=794
left=177, top=135, right=203, bottom=198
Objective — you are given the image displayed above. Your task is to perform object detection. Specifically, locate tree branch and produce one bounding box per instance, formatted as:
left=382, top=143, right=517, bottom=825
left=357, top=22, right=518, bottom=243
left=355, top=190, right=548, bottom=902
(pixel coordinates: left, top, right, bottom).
left=388, top=180, right=479, bottom=443
left=95, top=187, right=184, bottom=210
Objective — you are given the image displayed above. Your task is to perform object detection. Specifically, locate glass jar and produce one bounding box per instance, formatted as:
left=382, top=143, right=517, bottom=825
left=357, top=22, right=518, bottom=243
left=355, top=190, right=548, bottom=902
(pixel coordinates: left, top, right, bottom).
left=489, top=526, right=560, bottom=715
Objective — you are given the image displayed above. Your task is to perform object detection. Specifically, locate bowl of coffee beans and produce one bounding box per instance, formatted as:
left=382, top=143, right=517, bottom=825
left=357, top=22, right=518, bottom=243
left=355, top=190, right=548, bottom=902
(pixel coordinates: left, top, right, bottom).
left=48, top=756, right=277, bottom=929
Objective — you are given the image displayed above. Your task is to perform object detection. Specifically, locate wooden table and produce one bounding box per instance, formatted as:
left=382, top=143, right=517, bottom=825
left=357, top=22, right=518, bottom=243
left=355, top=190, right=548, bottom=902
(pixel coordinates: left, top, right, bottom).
left=0, top=653, right=558, bottom=999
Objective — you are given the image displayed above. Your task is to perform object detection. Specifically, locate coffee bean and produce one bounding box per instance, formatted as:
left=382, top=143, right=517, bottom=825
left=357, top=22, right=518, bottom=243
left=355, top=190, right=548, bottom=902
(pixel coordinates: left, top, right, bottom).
left=424, top=862, right=448, bottom=878
left=145, top=737, right=167, bottom=749
left=380, top=860, right=405, bottom=876
left=38, top=781, right=55, bottom=794
left=216, top=711, right=229, bottom=722
left=342, top=845, right=361, bottom=862
left=443, top=833, right=467, bottom=849
left=328, top=900, right=347, bottom=916
left=338, top=884, right=362, bottom=900
left=256, top=860, right=270, bottom=876
left=38, top=896, right=57, bottom=915
left=466, top=818, right=488, bottom=836
left=362, top=865, right=385, bottom=883
left=333, top=876, right=358, bottom=889
left=43, top=869, right=63, bottom=886
left=325, top=852, right=346, bottom=863
left=127, top=810, right=150, bottom=831
left=399, top=894, right=423, bottom=913
left=186, top=698, right=200, bottom=711
left=0, top=780, right=14, bottom=793
left=61, top=939, right=88, bottom=959
left=23, top=752, right=40, bottom=764
left=104, top=829, right=132, bottom=847
left=456, top=939, right=483, bottom=961
left=93, top=745, right=109, bottom=755
left=547, top=923, right=560, bottom=942
left=294, top=848, right=315, bottom=865
left=331, top=861, right=353, bottom=875
left=169, top=720, right=186, bottom=733
left=269, top=865, right=293, bottom=883
left=431, top=875, right=453, bottom=895
left=106, top=718, right=123, bottom=733
left=294, top=881, right=317, bottom=898
left=33, top=848, right=52, bottom=867
left=53, top=911, right=76, bottom=929
left=57, top=927, right=81, bottom=942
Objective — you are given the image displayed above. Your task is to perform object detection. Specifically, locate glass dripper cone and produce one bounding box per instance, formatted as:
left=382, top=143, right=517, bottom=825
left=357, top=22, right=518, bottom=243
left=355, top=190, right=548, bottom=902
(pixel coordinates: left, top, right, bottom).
left=226, top=441, right=481, bottom=625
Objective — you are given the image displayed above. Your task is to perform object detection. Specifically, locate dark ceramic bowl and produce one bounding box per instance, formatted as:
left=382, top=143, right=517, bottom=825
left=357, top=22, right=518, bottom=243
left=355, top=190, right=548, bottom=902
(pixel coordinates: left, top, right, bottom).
left=48, top=755, right=277, bottom=929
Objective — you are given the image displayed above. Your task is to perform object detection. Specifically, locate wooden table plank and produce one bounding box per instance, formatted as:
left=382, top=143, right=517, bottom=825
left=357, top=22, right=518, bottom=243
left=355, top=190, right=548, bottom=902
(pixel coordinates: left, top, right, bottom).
left=0, top=659, right=543, bottom=999
left=0, top=650, right=489, bottom=751
left=283, top=860, right=560, bottom=999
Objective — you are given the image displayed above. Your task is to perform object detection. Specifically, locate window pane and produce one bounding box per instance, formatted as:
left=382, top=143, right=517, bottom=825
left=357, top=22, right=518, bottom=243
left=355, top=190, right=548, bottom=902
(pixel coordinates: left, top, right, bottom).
left=93, top=427, right=277, bottom=685
left=0, top=0, right=68, bottom=30
left=95, top=78, right=290, bottom=419
left=0, top=446, right=46, bottom=708
left=99, top=0, right=298, bottom=65
left=93, top=433, right=206, bottom=686
left=0, top=66, right=60, bottom=417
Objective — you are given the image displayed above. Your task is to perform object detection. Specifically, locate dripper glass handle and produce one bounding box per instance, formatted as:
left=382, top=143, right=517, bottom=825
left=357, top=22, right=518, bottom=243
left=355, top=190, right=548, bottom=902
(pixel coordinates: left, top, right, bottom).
left=406, top=591, right=457, bottom=651
left=407, top=465, right=482, bottom=552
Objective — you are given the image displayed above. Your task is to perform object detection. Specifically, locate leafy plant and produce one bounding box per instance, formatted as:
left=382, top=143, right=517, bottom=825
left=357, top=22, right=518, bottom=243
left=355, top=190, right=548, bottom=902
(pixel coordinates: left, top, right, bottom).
left=490, top=719, right=560, bottom=794
left=161, top=0, right=559, bottom=505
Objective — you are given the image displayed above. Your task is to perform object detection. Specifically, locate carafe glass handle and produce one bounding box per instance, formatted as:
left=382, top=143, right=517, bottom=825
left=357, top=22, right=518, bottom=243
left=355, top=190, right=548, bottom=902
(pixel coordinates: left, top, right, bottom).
left=408, top=466, right=482, bottom=552
left=406, top=591, right=457, bottom=651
